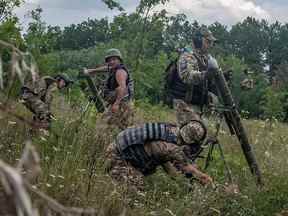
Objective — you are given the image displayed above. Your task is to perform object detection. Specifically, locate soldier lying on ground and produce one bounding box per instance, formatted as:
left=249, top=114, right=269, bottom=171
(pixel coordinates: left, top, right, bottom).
left=105, top=100, right=213, bottom=190
left=83, top=48, right=134, bottom=129
left=20, top=73, right=73, bottom=129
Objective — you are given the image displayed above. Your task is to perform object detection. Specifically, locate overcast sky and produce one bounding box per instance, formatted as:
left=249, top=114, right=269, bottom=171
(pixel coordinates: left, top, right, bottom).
left=15, top=0, right=288, bottom=29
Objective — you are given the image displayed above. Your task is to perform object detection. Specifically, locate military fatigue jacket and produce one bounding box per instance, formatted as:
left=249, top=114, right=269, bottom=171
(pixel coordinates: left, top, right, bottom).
left=177, top=47, right=209, bottom=85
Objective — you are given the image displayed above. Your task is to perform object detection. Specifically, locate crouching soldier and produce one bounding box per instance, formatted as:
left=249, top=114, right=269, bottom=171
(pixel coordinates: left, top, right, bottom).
left=105, top=100, right=212, bottom=190
left=20, top=73, right=73, bottom=129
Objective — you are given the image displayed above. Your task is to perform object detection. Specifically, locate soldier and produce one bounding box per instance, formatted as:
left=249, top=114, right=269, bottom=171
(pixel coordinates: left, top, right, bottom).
left=20, top=73, right=73, bottom=129
left=164, top=26, right=232, bottom=113
left=83, top=48, right=134, bottom=129
left=105, top=100, right=213, bottom=190
left=240, top=69, right=254, bottom=90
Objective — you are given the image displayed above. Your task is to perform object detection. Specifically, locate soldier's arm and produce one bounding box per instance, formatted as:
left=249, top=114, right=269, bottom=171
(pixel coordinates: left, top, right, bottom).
left=114, top=69, right=128, bottom=105
left=177, top=53, right=205, bottom=85
left=181, top=164, right=213, bottom=185
left=84, top=65, right=108, bottom=76
left=45, top=83, right=57, bottom=109
left=166, top=145, right=212, bottom=185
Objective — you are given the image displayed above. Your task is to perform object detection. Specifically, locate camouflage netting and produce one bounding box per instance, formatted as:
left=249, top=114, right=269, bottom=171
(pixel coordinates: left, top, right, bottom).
left=0, top=140, right=98, bottom=216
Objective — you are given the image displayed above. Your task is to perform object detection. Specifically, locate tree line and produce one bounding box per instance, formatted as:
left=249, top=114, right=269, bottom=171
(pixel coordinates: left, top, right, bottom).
left=1, top=0, right=288, bottom=120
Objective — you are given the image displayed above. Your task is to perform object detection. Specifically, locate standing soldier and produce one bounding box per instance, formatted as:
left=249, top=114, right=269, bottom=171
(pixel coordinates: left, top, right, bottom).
left=240, top=69, right=254, bottom=90
left=20, top=73, right=73, bottom=129
left=105, top=100, right=213, bottom=190
left=83, top=48, right=134, bottom=129
left=164, top=26, right=232, bottom=112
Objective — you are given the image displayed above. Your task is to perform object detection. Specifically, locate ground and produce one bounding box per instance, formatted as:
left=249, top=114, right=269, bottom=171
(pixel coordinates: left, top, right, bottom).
left=0, top=96, right=288, bottom=216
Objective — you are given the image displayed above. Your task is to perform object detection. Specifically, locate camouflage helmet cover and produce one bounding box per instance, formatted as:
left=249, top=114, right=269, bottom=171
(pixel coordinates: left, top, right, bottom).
left=179, top=122, right=206, bottom=144
left=105, top=48, right=123, bottom=62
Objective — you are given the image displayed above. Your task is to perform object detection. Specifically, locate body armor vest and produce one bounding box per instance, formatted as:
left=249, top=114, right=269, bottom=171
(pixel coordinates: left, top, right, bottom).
left=165, top=52, right=210, bottom=106
left=105, top=64, right=134, bottom=100
left=115, top=122, right=177, bottom=175
left=116, top=122, right=177, bottom=152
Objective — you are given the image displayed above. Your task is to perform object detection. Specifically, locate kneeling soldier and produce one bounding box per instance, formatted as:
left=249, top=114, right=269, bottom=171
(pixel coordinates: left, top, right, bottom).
left=105, top=100, right=212, bottom=190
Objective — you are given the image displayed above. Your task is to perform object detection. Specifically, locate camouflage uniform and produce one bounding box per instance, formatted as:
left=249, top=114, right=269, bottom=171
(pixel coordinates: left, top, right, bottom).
left=105, top=140, right=197, bottom=190
left=102, top=49, right=134, bottom=130
left=20, top=76, right=58, bottom=128
left=105, top=101, right=207, bottom=189
left=103, top=88, right=134, bottom=130
left=240, top=69, right=254, bottom=90
left=164, top=27, right=220, bottom=112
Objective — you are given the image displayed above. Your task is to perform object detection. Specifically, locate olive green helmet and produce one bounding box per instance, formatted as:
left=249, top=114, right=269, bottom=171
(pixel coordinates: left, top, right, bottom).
left=105, top=48, right=123, bottom=62
left=54, top=73, right=74, bottom=86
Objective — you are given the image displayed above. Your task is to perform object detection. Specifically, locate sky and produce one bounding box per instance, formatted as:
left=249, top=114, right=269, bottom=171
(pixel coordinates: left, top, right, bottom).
left=15, top=0, right=288, bottom=28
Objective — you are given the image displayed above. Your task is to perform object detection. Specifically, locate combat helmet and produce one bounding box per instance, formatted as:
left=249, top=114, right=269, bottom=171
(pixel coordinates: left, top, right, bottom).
left=54, top=73, right=74, bottom=86
left=193, top=26, right=217, bottom=48
left=198, top=26, right=217, bottom=42
left=105, top=48, right=123, bottom=62
left=174, top=99, right=207, bottom=144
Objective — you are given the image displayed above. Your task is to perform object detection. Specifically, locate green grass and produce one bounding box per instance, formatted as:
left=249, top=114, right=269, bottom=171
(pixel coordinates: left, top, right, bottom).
left=0, top=97, right=288, bottom=216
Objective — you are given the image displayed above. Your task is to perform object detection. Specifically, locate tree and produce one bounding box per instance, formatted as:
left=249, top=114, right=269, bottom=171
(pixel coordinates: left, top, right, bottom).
left=0, top=0, right=23, bottom=23
left=101, top=0, right=124, bottom=11
left=229, top=17, right=269, bottom=73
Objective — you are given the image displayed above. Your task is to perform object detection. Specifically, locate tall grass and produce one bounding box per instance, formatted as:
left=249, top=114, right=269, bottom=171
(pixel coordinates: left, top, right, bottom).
left=0, top=97, right=288, bottom=215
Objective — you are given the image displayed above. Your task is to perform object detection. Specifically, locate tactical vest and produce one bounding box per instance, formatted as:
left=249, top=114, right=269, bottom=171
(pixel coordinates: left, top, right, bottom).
left=115, top=122, right=177, bottom=175
left=104, top=64, right=134, bottom=100
left=116, top=122, right=177, bottom=152
left=165, top=52, right=210, bottom=106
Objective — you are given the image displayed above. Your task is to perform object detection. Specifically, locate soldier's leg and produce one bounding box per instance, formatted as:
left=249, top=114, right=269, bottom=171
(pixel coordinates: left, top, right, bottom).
left=105, top=143, right=144, bottom=190
left=116, top=101, right=134, bottom=129
left=104, top=101, right=134, bottom=130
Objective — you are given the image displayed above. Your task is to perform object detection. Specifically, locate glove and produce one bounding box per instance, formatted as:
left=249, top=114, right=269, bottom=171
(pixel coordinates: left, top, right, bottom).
left=83, top=67, right=89, bottom=75
left=206, top=55, right=219, bottom=79
left=207, top=55, right=219, bottom=71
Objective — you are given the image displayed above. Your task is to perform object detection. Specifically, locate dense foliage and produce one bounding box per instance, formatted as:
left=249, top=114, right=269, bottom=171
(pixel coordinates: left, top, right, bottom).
left=1, top=1, right=288, bottom=118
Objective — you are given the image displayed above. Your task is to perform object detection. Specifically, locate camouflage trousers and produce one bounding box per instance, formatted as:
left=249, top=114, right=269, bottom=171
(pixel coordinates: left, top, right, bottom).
left=105, top=142, right=144, bottom=190
left=103, top=101, right=134, bottom=130
left=20, top=92, right=51, bottom=129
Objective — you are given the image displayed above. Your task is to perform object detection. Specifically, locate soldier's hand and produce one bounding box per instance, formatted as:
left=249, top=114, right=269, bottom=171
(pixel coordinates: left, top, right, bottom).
left=199, top=173, right=213, bottom=186
left=83, top=67, right=89, bottom=75
left=111, top=103, right=120, bottom=113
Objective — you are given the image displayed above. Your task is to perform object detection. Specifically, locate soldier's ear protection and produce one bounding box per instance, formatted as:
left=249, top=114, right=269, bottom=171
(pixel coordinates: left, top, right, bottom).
left=193, top=31, right=203, bottom=49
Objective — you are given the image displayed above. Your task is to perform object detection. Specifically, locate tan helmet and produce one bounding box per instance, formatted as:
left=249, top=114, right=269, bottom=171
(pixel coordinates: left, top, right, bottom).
left=105, top=48, right=123, bottom=62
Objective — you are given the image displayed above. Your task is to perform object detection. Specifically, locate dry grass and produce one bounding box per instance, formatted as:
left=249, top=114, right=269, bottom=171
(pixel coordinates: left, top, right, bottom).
left=0, top=97, right=288, bottom=216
